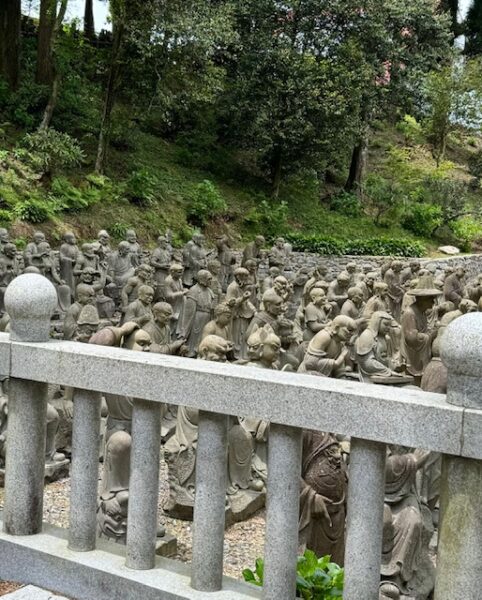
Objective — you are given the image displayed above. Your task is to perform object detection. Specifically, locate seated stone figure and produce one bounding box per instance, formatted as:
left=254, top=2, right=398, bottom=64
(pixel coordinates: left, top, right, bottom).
left=298, top=315, right=356, bottom=378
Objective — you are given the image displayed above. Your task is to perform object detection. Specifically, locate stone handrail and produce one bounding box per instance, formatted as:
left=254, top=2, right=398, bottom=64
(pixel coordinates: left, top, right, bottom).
left=0, top=274, right=480, bottom=600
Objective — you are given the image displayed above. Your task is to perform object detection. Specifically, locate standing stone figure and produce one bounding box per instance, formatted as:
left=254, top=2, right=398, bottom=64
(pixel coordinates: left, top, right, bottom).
left=108, top=241, right=136, bottom=305
left=268, top=237, right=287, bottom=270
left=202, top=303, right=233, bottom=342
left=177, top=269, right=214, bottom=356
left=59, top=232, right=80, bottom=295
left=123, top=285, right=154, bottom=327
left=182, top=233, right=207, bottom=287
left=299, top=430, right=347, bottom=566
left=150, top=235, right=171, bottom=300
left=24, top=231, right=46, bottom=268
left=163, top=263, right=186, bottom=333
left=246, top=289, right=284, bottom=339
left=242, top=235, right=265, bottom=267
left=226, top=267, right=256, bottom=359
left=124, top=229, right=142, bottom=267
left=443, top=266, right=465, bottom=308
left=215, top=235, right=235, bottom=292
left=384, top=260, right=404, bottom=322
left=63, top=283, right=96, bottom=340
left=303, top=287, right=332, bottom=342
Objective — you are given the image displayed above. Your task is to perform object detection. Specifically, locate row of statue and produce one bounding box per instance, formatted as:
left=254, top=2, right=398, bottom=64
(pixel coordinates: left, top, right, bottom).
left=0, top=226, right=478, bottom=600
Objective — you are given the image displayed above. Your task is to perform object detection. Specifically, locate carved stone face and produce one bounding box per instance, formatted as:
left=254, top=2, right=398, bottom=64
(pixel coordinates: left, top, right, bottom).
left=154, top=305, right=173, bottom=325
left=129, top=330, right=151, bottom=352
left=118, top=242, right=130, bottom=256
left=78, top=287, right=95, bottom=306
left=98, top=232, right=110, bottom=245
left=379, top=318, right=391, bottom=336
left=216, top=311, right=231, bottom=327
left=336, top=322, right=356, bottom=342
left=0, top=229, right=9, bottom=244
left=34, top=232, right=46, bottom=245
left=126, top=230, right=137, bottom=243
left=76, top=323, right=99, bottom=343
left=65, top=233, right=76, bottom=245
left=351, top=290, right=363, bottom=306
left=310, top=288, right=326, bottom=306
left=139, top=287, right=154, bottom=304
left=266, top=296, right=284, bottom=317
left=262, top=338, right=281, bottom=364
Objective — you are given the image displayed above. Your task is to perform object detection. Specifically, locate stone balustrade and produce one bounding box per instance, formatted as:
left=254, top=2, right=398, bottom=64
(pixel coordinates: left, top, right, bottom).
left=0, top=274, right=481, bottom=600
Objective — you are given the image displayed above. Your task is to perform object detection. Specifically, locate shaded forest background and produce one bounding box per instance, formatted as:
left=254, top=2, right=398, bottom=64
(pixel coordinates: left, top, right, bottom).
left=1, top=0, right=482, bottom=256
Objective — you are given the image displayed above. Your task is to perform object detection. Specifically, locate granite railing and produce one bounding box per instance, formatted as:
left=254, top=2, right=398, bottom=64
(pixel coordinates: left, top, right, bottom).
left=0, top=274, right=481, bottom=600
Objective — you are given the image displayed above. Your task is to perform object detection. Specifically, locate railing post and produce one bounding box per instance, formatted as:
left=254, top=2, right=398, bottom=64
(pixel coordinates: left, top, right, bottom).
left=69, top=389, right=102, bottom=551
left=126, top=398, right=162, bottom=570
left=436, top=313, right=482, bottom=599
left=191, top=410, right=228, bottom=592
left=3, top=274, right=58, bottom=536
left=263, top=423, right=302, bottom=600
left=344, top=438, right=386, bottom=600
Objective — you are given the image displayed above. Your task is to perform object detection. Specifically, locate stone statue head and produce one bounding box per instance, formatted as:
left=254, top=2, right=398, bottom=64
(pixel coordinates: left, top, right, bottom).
left=3, top=243, right=16, bottom=258
left=193, top=233, right=205, bottom=247
left=409, top=260, right=420, bottom=273
left=346, top=262, right=357, bottom=274
left=169, top=263, right=184, bottom=278
left=368, top=311, right=394, bottom=337
left=198, top=335, right=233, bottom=362
left=315, top=261, right=328, bottom=277
left=76, top=283, right=95, bottom=306
left=392, top=260, right=403, bottom=272
left=197, top=269, right=212, bottom=287
left=80, top=266, right=97, bottom=284
left=38, top=241, right=51, bottom=256
left=254, top=235, right=265, bottom=248
left=337, top=272, right=351, bottom=288
left=76, top=304, right=100, bottom=342
left=0, top=228, right=9, bottom=243
left=347, top=286, right=364, bottom=306
left=153, top=302, right=173, bottom=325
left=310, top=287, right=326, bottom=305
left=157, top=235, right=168, bottom=248
left=374, top=281, right=389, bottom=298
left=125, top=229, right=137, bottom=243
left=273, top=276, right=289, bottom=293
left=262, top=289, right=284, bottom=317
left=138, top=285, right=154, bottom=305
left=207, top=259, right=221, bottom=276
left=455, top=266, right=466, bottom=278
left=247, top=324, right=281, bottom=367
left=118, top=241, right=130, bottom=256
left=329, top=315, right=357, bottom=342
left=33, top=231, right=46, bottom=245
left=365, top=272, right=377, bottom=287
left=234, top=267, right=249, bottom=286
left=81, top=243, right=95, bottom=257
left=98, top=230, right=110, bottom=244
left=268, top=266, right=281, bottom=279
left=275, top=237, right=285, bottom=249
left=244, top=259, right=257, bottom=274
left=136, top=263, right=153, bottom=282
left=64, top=231, right=76, bottom=245
left=214, top=303, right=232, bottom=326
left=124, top=329, right=152, bottom=352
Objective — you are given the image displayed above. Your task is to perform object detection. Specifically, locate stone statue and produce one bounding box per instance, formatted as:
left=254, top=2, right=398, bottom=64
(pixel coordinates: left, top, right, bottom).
left=358, top=271, right=377, bottom=301
left=124, top=229, right=142, bottom=267
left=261, top=266, right=281, bottom=296
left=0, top=244, right=21, bottom=312
left=341, top=286, right=366, bottom=330
left=268, top=237, right=287, bottom=270
left=243, top=259, right=260, bottom=309
left=182, top=233, right=207, bottom=288
left=73, top=304, right=101, bottom=343
left=215, top=235, right=235, bottom=292
left=299, top=430, right=347, bottom=566
left=245, top=289, right=284, bottom=339
left=327, top=272, right=351, bottom=313
left=298, top=315, right=356, bottom=378
left=93, top=229, right=112, bottom=263
left=201, top=302, right=233, bottom=342
left=163, top=263, right=186, bottom=334
left=63, top=283, right=96, bottom=340
left=0, top=228, right=10, bottom=253
left=443, top=266, right=465, bottom=308
left=59, top=232, right=80, bottom=295
left=384, top=260, right=404, bottom=322
left=355, top=312, right=402, bottom=382
left=142, top=302, right=187, bottom=355
left=74, top=243, right=100, bottom=279
left=303, top=287, right=332, bottom=342
left=123, top=284, right=154, bottom=327
left=108, top=241, right=135, bottom=305
left=24, top=231, right=46, bottom=268
left=345, top=261, right=359, bottom=287
left=380, top=448, right=435, bottom=600
left=177, top=269, right=214, bottom=356
left=303, top=262, right=329, bottom=306
left=242, top=235, right=265, bottom=267
left=121, top=263, right=153, bottom=311
left=401, top=260, right=421, bottom=286
left=363, top=282, right=391, bottom=320
left=226, top=267, right=256, bottom=359
left=207, top=258, right=223, bottom=306
left=150, top=235, right=171, bottom=300
left=400, top=276, right=441, bottom=381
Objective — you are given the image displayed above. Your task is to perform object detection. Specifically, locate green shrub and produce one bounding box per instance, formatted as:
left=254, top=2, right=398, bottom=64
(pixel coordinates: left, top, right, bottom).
left=124, top=168, right=158, bottom=207
left=109, top=221, right=130, bottom=239
left=18, top=128, right=84, bottom=178
left=0, top=209, right=14, bottom=224
left=243, top=550, right=343, bottom=599
left=49, top=176, right=100, bottom=212
left=468, top=149, right=482, bottom=183
left=284, top=233, right=425, bottom=257
left=245, top=196, right=289, bottom=237
left=396, top=115, right=424, bottom=145
left=187, top=179, right=227, bottom=227
left=450, top=217, right=482, bottom=252
left=402, top=203, right=443, bottom=237
left=14, top=197, right=57, bottom=223
left=362, top=174, right=404, bottom=227
left=328, top=192, right=362, bottom=218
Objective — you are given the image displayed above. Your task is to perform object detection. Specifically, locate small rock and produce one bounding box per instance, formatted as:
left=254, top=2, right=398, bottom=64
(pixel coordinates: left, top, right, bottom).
left=438, top=245, right=460, bottom=255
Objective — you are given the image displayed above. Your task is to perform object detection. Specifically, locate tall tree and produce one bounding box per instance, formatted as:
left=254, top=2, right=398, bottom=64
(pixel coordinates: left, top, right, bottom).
left=84, top=0, right=96, bottom=41
left=466, top=0, right=482, bottom=56
left=0, top=0, right=21, bottom=91
left=440, top=0, right=459, bottom=36
left=36, top=0, right=57, bottom=85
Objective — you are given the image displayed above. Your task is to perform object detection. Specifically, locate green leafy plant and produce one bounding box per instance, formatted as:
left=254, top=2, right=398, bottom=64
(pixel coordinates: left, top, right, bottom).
left=17, top=128, right=84, bottom=179
left=187, top=179, right=227, bottom=227
left=124, top=168, right=158, bottom=207
left=243, top=550, right=343, bottom=599
left=396, top=115, right=424, bottom=145
left=402, top=203, right=443, bottom=237
left=450, top=217, right=482, bottom=252
left=328, top=192, right=362, bottom=218
left=14, top=196, right=57, bottom=223
left=245, top=196, right=289, bottom=237
left=49, top=176, right=100, bottom=212
left=109, top=221, right=130, bottom=239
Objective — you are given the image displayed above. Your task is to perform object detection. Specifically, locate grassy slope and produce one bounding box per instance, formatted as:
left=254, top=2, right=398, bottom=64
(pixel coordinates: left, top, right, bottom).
left=1, top=121, right=480, bottom=253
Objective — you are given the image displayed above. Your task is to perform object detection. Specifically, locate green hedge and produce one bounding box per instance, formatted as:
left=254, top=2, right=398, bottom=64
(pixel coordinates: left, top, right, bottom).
left=284, top=233, right=425, bottom=257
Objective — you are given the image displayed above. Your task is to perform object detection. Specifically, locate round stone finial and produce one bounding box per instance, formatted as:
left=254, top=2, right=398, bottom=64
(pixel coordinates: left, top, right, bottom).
left=5, top=274, right=58, bottom=342
left=441, top=312, right=482, bottom=408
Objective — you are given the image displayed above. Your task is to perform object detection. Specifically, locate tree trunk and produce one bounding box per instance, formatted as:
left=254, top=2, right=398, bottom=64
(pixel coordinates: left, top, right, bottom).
left=270, top=149, right=282, bottom=200
left=84, top=0, right=95, bottom=41
left=36, top=0, right=57, bottom=85
left=0, top=0, right=21, bottom=91
left=95, top=20, right=125, bottom=173
left=344, top=136, right=368, bottom=195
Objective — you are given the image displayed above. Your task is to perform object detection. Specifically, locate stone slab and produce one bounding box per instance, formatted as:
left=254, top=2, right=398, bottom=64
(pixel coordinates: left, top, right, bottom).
left=98, top=531, right=178, bottom=558
left=0, top=516, right=260, bottom=600
left=1, top=585, right=70, bottom=599
left=0, top=459, right=70, bottom=487
left=7, top=339, right=466, bottom=457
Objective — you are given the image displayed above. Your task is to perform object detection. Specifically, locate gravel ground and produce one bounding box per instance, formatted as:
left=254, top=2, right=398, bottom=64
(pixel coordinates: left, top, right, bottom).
left=0, top=458, right=266, bottom=583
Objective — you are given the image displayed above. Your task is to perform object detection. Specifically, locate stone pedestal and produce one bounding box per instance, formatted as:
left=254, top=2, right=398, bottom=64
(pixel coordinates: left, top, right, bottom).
left=98, top=530, right=178, bottom=558
left=0, top=459, right=70, bottom=487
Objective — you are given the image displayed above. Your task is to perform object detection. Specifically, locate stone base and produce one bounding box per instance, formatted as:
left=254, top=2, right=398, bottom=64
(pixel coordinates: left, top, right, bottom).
left=164, top=489, right=265, bottom=527
left=0, top=459, right=70, bottom=487
left=98, top=531, right=177, bottom=558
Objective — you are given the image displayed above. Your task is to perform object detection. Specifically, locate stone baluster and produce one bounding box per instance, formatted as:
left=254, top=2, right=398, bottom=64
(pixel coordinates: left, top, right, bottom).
left=3, top=274, right=58, bottom=536
left=126, top=399, right=162, bottom=570
left=263, top=423, right=303, bottom=600
left=436, top=313, right=482, bottom=599
left=344, top=438, right=387, bottom=600
left=69, top=389, right=102, bottom=552
left=191, top=410, right=228, bottom=592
